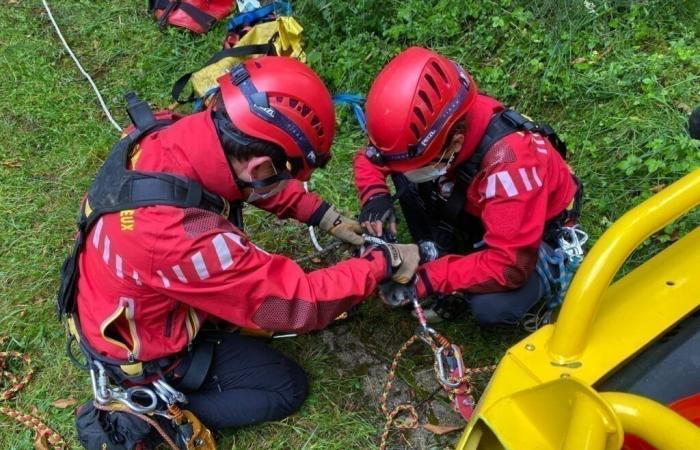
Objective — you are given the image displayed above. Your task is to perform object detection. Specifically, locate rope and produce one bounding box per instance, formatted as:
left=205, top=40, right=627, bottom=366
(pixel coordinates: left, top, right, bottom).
left=0, top=340, right=67, bottom=449
left=378, top=334, right=495, bottom=450
left=379, top=335, right=420, bottom=450
left=41, top=0, right=123, bottom=133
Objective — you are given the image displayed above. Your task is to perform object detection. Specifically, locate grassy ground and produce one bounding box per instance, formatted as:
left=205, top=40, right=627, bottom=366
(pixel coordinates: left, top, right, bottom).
left=0, top=0, right=698, bottom=449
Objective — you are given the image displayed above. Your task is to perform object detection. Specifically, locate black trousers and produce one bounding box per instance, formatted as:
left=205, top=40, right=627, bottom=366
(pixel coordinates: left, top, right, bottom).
left=170, top=331, right=308, bottom=430
left=393, top=174, right=545, bottom=326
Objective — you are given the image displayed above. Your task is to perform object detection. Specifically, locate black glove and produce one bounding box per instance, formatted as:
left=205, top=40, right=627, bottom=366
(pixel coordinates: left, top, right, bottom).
left=359, top=194, right=397, bottom=239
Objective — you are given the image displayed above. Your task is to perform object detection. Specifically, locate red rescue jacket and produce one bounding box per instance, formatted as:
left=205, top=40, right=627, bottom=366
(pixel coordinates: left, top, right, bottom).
left=77, top=111, right=388, bottom=362
left=353, top=94, right=578, bottom=297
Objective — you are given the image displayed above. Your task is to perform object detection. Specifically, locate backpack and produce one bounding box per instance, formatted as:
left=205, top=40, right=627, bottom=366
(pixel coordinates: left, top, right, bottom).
left=149, top=0, right=235, bottom=34
left=171, top=1, right=303, bottom=110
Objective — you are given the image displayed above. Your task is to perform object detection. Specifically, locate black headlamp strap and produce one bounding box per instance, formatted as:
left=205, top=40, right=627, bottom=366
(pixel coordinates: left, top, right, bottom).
left=230, top=65, right=321, bottom=168
left=237, top=171, right=292, bottom=190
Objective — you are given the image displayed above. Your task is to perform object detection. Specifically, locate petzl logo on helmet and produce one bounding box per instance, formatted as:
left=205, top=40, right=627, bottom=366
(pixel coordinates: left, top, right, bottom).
left=421, top=130, right=437, bottom=147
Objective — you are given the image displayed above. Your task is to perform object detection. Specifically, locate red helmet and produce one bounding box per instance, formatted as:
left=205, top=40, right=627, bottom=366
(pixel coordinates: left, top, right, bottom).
left=365, top=47, right=478, bottom=171
left=217, top=56, right=336, bottom=181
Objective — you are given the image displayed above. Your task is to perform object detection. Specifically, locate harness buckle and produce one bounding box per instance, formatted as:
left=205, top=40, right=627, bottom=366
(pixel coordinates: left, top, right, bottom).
left=231, top=64, right=250, bottom=86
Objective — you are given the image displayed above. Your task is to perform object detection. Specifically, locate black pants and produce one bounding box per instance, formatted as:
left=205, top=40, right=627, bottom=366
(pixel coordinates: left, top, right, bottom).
left=170, top=331, right=308, bottom=430
left=393, top=174, right=545, bottom=326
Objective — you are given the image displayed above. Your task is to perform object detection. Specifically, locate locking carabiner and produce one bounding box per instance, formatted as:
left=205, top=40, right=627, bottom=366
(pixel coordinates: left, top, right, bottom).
left=435, top=344, right=466, bottom=388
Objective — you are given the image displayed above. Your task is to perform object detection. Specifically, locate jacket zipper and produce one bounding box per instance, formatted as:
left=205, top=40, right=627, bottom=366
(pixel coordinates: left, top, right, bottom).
left=164, top=301, right=180, bottom=338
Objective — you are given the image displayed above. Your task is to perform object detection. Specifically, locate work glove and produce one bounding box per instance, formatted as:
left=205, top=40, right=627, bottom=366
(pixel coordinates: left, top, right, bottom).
left=369, top=239, right=420, bottom=284
left=319, top=206, right=364, bottom=246
left=359, top=194, right=397, bottom=239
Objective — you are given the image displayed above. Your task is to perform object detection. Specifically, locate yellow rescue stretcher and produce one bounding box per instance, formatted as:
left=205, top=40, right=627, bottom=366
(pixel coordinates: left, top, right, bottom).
left=457, top=168, right=700, bottom=450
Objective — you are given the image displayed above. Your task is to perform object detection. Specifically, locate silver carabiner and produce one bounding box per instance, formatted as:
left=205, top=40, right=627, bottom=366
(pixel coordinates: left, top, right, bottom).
left=90, top=361, right=112, bottom=405
left=152, top=378, right=187, bottom=406
left=557, top=225, right=588, bottom=259
left=110, top=386, right=159, bottom=414
left=435, top=344, right=466, bottom=389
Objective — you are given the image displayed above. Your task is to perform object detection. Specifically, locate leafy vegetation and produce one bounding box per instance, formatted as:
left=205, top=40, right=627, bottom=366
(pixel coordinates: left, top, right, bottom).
left=0, top=0, right=698, bottom=448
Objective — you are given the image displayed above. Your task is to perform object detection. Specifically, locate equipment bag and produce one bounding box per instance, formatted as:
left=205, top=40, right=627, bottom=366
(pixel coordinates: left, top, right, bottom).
left=149, top=0, right=235, bottom=34
left=76, top=401, right=166, bottom=450
left=171, top=1, right=304, bottom=109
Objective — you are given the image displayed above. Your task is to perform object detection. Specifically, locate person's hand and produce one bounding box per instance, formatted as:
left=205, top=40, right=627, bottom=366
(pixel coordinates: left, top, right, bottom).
left=319, top=206, right=364, bottom=246
left=359, top=194, right=397, bottom=239
left=374, top=241, right=420, bottom=284
left=378, top=281, right=416, bottom=307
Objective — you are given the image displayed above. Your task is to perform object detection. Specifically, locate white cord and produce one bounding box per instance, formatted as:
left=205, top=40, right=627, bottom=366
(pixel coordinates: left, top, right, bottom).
left=304, top=181, right=324, bottom=251
left=42, top=0, right=123, bottom=133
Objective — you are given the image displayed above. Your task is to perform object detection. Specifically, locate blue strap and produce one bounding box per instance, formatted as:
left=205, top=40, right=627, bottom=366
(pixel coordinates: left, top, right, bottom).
left=535, top=245, right=583, bottom=311
left=333, top=93, right=367, bottom=133
left=227, top=2, right=292, bottom=31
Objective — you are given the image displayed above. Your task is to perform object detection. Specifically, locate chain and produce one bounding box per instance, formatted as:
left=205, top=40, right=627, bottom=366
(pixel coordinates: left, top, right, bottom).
left=0, top=339, right=67, bottom=449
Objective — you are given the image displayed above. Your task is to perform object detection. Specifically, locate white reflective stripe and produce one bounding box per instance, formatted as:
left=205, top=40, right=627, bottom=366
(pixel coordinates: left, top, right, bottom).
left=132, top=270, right=142, bottom=286
left=518, top=168, right=533, bottom=191
left=156, top=270, right=171, bottom=288
left=191, top=251, right=210, bottom=280
left=115, top=255, right=124, bottom=279
left=92, top=218, right=104, bottom=248
left=485, top=174, right=497, bottom=199
left=212, top=235, right=234, bottom=270
left=531, top=167, right=543, bottom=187
left=223, top=232, right=248, bottom=251
left=253, top=244, right=270, bottom=255
left=102, top=236, right=110, bottom=264
left=496, top=171, right=518, bottom=197
left=533, top=135, right=548, bottom=154
left=172, top=265, right=188, bottom=283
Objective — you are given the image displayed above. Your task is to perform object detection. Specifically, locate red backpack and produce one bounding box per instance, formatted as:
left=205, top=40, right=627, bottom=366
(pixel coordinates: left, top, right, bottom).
left=149, top=0, right=235, bottom=34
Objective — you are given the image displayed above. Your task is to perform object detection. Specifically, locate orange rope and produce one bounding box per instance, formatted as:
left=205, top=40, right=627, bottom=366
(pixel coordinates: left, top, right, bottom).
left=0, top=340, right=67, bottom=449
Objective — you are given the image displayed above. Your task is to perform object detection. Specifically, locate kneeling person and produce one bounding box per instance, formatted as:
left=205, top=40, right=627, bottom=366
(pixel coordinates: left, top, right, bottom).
left=354, top=47, right=581, bottom=326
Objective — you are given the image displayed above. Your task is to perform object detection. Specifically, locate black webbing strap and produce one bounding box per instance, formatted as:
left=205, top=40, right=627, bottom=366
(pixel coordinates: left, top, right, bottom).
left=171, top=43, right=277, bottom=104
left=440, top=110, right=522, bottom=223
left=437, top=108, right=569, bottom=226
left=177, top=339, right=216, bottom=391
left=150, top=0, right=218, bottom=33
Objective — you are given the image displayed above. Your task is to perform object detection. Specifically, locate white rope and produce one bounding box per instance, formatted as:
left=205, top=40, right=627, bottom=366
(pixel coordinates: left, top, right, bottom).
left=41, top=0, right=123, bottom=133
left=304, top=181, right=324, bottom=251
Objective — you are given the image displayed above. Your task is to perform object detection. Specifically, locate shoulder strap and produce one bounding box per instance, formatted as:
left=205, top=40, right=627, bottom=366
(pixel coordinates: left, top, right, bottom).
left=441, top=110, right=522, bottom=221
left=440, top=109, right=568, bottom=222
left=58, top=98, right=241, bottom=321
left=172, top=43, right=277, bottom=104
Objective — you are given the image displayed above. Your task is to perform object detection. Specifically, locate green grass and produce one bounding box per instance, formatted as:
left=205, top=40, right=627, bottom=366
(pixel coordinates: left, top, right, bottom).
left=0, top=0, right=698, bottom=448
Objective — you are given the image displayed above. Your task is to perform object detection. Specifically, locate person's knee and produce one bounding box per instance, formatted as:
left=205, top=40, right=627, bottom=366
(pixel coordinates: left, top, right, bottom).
left=470, top=296, right=517, bottom=326
left=276, top=358, right=309, bottom=416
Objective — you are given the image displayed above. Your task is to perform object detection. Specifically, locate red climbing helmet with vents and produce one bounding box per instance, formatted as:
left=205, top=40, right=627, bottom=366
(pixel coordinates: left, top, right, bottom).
left=365, top=47, right=478, bottom=171
left=217, top=56, right=336, bottom=181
